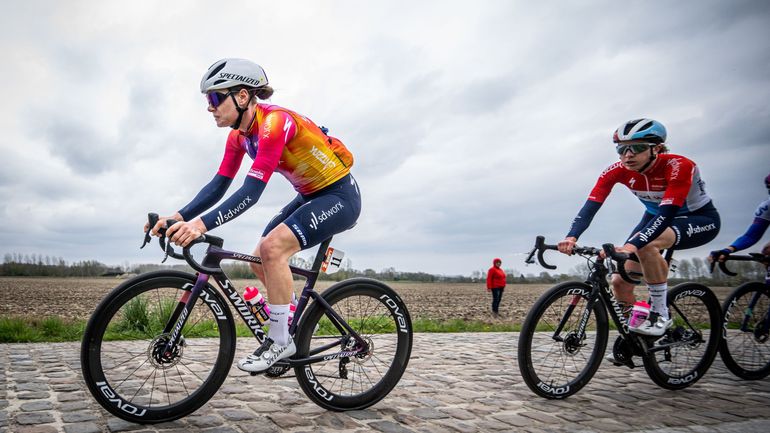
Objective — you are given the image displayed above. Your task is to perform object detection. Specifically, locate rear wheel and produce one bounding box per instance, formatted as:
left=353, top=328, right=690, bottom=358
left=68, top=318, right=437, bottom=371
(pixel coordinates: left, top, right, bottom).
left=642, top=283, right=721, bottom=389
left=294, top=278, right=412, bottom=411
left=719, top=282, right=770, bottom=380
left=80, top=271, right=236, bottom=423
left=517, top=282, right=608, bottom=399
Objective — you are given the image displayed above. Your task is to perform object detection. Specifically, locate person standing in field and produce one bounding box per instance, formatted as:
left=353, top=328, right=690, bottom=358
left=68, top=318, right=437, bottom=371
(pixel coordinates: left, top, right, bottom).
left=486, top=258, right=506, bottom=317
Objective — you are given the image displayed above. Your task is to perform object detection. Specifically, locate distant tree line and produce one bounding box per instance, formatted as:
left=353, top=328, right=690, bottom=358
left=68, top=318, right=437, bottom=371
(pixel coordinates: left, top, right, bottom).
left=0, top=253, right=121, bottom=277
left=1, top=253, right=766, bottom=286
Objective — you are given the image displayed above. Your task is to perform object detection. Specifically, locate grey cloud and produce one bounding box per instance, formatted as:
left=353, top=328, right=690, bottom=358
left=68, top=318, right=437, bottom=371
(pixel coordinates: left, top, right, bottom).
left=42, top=119, right=112, bottom=174
left=453, top=75, right=517, bottom=115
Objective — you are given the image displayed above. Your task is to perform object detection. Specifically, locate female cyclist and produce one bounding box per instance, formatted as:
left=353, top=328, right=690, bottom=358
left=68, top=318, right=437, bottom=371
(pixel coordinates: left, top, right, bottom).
left=148, top=58, right=361, bottom=372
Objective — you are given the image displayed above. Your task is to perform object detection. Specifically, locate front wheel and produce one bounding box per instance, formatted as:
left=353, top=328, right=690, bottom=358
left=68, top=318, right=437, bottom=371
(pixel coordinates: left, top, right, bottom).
left=80, top=271, right=236, bottom=423
left=642, top=282, right=721, bottom=390
left=517, top=282, right=609, bottom=399
left=294, top=278, right=413, bottom=411
left=719, top=282, right=770, bottom=380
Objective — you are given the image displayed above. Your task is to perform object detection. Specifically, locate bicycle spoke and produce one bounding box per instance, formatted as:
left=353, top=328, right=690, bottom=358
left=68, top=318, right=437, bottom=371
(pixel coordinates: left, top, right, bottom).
left=296, top=281, right=411, bottom=409
left=83, top=278, right=232, bottom=422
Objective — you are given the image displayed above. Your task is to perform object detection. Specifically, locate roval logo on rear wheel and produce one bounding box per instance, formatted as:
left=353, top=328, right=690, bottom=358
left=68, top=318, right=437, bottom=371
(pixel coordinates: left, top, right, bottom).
left=379, top=294, right=408, bottom=333
left=303, top=366, right=334, bottom=401
left=667, top=371, right=698, bottom=385
left=96, top=381, right=147, bottom=417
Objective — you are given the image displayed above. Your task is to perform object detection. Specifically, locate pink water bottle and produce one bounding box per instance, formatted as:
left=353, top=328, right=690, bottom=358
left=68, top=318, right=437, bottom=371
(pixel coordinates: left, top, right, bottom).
left=628, top=300, right=650, bottom=328
left=243, top=286, right=270, bottom=326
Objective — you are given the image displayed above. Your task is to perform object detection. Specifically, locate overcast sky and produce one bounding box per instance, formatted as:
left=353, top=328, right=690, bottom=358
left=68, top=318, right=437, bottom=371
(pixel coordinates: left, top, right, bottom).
left=1, top=1, right=769, bottom=277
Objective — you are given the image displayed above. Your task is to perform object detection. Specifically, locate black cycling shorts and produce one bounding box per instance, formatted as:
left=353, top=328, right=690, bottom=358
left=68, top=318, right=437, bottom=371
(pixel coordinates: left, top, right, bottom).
left=262, top=174, right=361, bottom=249
left=626, top=201, right=720, bottom=252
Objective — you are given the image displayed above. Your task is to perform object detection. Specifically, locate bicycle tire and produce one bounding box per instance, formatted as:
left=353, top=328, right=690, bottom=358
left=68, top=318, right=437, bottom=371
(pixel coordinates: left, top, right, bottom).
left=293, top=278, right=412, bottom=411
left=517, top=281, right=608, bottom=399
left=642, top=282, right=721, bottom=389
left=81, top=271, right=236, bottom=423
left=719, top=281, right=770, bottom=380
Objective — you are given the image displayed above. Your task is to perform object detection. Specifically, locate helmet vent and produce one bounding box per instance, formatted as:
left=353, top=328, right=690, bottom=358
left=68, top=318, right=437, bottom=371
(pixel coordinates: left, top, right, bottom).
left=206, top=62, right=227, bottom=80
left=623, top=120, right=641, bottom=135
left=212, top=79, right=227, bottom=86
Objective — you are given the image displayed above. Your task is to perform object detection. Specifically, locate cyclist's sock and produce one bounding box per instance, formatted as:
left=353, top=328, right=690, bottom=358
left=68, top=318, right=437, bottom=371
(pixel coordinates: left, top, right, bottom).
left=647, top=282, right=669, bottom=320
left=267, top=304, right=291, bottom=346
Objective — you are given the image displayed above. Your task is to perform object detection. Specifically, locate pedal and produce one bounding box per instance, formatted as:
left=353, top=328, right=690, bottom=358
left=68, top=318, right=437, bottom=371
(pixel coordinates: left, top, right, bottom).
left=265, top=362, right=291, bottom=378
left=608, top=357, right=636, bottom=368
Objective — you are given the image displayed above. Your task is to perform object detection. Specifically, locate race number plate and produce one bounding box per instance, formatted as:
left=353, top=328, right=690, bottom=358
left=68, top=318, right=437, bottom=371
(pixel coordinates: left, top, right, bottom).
left=321, top=247, right=345, bottom=274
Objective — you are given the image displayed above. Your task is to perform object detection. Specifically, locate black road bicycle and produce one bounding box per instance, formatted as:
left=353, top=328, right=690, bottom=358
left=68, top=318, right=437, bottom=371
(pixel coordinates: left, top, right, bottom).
left=81, top=214, right=413, bottom=423
left=517, top=236, right=722, bottom=399
left=712, top=252, right=770, bottom=379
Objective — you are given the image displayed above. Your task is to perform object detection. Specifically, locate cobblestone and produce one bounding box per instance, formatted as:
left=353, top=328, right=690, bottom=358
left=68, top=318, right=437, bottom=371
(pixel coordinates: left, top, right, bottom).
left=1, top=334, right=769, bottom=432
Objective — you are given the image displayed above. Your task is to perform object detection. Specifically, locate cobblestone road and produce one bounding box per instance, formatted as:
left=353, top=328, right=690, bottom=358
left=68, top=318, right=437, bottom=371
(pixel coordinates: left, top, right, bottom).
left=2, top=333, right=770, bottom=433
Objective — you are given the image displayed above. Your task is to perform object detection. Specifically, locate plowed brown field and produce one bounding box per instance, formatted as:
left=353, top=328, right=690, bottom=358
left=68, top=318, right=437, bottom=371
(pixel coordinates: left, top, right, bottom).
left=0, top=277, right=733, bottom=323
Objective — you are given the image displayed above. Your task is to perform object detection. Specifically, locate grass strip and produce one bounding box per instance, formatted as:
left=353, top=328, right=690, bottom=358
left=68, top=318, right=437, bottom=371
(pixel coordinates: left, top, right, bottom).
left=0, top=315, right=522, bottom=343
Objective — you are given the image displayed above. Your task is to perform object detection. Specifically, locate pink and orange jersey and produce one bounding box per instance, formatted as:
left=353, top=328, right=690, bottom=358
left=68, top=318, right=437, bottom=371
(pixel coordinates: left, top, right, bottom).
left=217, top=104, right=353, bottom=195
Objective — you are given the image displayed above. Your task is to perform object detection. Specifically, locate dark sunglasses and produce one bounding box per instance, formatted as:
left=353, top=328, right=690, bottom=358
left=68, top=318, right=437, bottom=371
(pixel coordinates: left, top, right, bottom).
left=205, top=91, right=233, bottom=108
left=616, top=143, right=653, bottom=155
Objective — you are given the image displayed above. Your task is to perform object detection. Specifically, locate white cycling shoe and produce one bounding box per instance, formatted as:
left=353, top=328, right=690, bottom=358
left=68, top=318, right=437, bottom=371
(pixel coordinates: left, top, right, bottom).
left=237, top=337, right=296, bottom=373
left=629, top=312, right=673, bottom=337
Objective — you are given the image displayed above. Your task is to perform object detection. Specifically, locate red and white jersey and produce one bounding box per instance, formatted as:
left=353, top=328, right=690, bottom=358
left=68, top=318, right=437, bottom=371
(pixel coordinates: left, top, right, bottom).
left=587, top=154, right=711, bottom=214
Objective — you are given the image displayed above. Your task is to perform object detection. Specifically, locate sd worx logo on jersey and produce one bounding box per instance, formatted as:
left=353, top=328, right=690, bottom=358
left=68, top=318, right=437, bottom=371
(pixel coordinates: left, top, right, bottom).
left=215, top=196, right=252, bottom=226
left=309, top=202, right=344, bottom=230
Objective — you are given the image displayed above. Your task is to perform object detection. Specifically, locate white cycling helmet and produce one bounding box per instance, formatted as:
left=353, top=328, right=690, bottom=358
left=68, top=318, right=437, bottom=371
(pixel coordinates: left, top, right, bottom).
left=200, top=58, right=268, bottom=93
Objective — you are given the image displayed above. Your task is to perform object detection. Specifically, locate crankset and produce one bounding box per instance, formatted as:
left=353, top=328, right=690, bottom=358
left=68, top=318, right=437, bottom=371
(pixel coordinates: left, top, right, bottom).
left=611, top=335, right=636, bottom=368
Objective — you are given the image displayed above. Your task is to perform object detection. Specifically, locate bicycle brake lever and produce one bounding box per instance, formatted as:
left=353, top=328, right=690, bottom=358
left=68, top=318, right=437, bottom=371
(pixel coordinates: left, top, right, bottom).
left=141, top=230, right=152, bottom=249
left=161, top=240, right=171, bottom=263
left=141, top=212, right=160, bottom=249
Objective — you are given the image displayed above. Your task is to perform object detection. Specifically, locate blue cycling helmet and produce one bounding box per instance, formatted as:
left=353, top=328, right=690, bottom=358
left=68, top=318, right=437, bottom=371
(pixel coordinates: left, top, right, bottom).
left=613, top=118, right=667, bottom=144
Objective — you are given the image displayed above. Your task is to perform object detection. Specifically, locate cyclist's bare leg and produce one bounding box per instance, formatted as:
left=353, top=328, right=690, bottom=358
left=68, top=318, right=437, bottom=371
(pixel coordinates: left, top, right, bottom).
left=635, top=228, right=676, bottom=284
left=258, top=223, right=301, bottom=305
left=633, top=228, right=676, bottom=321
left=249, top=239, right=268, bottom=286
left=237, top=225, right=301, bottom=370
left=611, top=261, right=640, bottom=307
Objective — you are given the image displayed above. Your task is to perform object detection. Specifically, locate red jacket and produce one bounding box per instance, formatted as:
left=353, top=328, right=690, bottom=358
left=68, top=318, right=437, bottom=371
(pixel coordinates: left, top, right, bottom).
left=486, top=259, right=506, bottom=290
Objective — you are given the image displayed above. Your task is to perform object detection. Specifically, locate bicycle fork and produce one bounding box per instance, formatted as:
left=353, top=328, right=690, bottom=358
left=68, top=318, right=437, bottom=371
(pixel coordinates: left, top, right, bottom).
left=160, top=273, right=210, bottom=359
left=551, top=294, right=585, bottom=342
left=551, top=291, right=600, bottom=353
